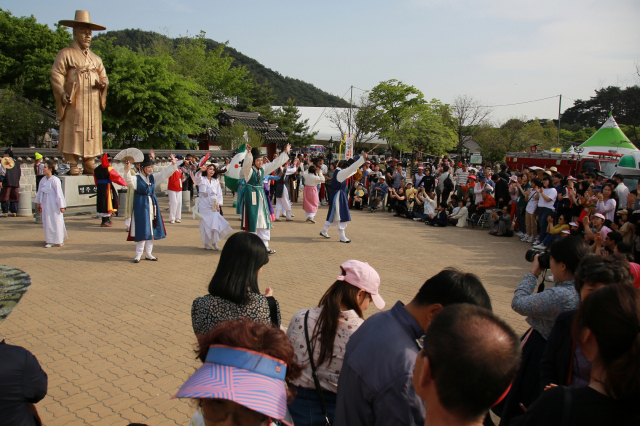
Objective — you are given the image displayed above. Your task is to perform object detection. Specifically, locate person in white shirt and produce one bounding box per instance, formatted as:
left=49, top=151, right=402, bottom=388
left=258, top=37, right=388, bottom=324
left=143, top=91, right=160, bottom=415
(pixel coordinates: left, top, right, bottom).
left=614, top=175, right=629, bottom=209
left=448, top=199, right=468, bottom=227
left=191, top=164, right=232, bottom=250
left=286, top=260, right=384, bottom=426
left=34, top=160, right=67, bottom=247
left=413, top=188, right=436, bottom=222
left=534, top=175, right=557, bottom=244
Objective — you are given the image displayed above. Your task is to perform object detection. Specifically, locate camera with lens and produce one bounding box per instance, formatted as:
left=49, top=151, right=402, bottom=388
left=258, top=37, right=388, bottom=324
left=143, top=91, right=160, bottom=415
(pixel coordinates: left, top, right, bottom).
left=525, top=249, right=550, bottom=270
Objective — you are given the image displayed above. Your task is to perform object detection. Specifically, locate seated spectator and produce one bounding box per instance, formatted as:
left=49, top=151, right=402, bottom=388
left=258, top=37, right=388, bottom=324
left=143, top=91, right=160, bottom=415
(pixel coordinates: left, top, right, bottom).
left=468, top=189, right=496, bottom=223
left=518, top=284, right=640, bottom=425
left=533, top=213, right=570, bottom=249
left=582, top=213, right=612, bottom=243
left=426, top=202, right=448, bottom=227
left=390, top=187, right=410, bottom=218
left=287, top=260, right=384, bottom=426
left=489, top=205, right=513, bottom=237
left=540, top=254, right=633, bottom=393
left=413, top=305, right=521, bottom=426
left=334, top=268, right=492, bottom=426
left=405, top=181, right=418, bottom=206
left=592, top=230, right=623, bottom=255
left=368, top=176, right=389, bottom=212
left=0, top=266, right=47, bottom=426
left=413, top=187, right=437, bottom=222
left=352, top=183, right=367, bottom=210
left=448, top=199, right=468, bottom=227
left=498, top=237, right=590, bottom=425
left=191, top=232, right=281, bottom=340
left=174, top=320, right=302, bottom=426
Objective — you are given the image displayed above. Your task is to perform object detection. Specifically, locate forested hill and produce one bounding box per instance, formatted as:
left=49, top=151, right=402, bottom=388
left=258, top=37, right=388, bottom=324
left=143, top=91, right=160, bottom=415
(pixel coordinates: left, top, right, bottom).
left=94, top=29, right=349, bottom=108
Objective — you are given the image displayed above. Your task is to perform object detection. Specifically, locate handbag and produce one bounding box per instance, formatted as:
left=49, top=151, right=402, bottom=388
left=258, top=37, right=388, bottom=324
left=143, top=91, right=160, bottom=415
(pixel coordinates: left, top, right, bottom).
left=304, top=310, right=331, bottom=426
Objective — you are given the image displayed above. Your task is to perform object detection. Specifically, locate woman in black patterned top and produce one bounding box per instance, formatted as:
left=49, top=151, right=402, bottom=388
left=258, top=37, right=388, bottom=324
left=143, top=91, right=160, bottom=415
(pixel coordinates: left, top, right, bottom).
left=191, top=232, right=281, bottom=339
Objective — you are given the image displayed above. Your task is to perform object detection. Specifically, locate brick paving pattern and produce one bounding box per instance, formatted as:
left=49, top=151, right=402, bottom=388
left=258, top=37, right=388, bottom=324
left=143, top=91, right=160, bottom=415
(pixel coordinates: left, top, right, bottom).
left=1, top=193, right=529, bottom=425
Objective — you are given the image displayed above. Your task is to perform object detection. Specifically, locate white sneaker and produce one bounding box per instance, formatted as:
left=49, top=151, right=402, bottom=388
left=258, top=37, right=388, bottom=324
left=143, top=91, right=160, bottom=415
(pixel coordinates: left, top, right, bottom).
left=204, top=245, right=213, bottom=250
left=413, top=218, right=421, bottom=221
left=170, top=220, right=175, bottom=224
left=520, top=234, right=529, bottom=241
left=516, top=231, right=524, bottom=237
left=533, top=244, right=547, bottom=250
left=320, top=231, right=330, bottom=239
left=526, top=236, right=534, bottom=243
left=213, top=243, right=220, bottom=250
left=309, top=218, right=316, bottom=224
left=45, top=244, right=53, bottom=248
left=176, top=219, right=181, bottom=223
left=340, top=238, right=351, bottom=243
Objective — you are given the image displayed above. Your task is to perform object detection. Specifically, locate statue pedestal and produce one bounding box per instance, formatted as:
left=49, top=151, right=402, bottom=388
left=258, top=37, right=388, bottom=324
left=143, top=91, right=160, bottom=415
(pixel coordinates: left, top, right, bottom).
left=58, top=175, right=99, bottom=208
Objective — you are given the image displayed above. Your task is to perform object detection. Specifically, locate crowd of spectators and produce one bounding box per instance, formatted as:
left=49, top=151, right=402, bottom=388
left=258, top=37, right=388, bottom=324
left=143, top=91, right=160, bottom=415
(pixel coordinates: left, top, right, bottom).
left=3, top=153, right=640, bottom=426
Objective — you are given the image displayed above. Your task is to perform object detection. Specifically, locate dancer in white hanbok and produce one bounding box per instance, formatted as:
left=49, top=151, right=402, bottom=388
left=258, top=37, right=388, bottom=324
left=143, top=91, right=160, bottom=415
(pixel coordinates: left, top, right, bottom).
left=192, top=164, right=233, bottom=250
left=274, top=160, right=298, bottom=221
left=34, top=160, right=67, bottom=248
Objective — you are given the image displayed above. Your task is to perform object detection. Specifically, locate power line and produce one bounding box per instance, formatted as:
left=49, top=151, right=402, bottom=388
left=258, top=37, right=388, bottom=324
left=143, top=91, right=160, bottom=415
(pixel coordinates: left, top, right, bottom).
left=481, top=95, right=560, bottom=108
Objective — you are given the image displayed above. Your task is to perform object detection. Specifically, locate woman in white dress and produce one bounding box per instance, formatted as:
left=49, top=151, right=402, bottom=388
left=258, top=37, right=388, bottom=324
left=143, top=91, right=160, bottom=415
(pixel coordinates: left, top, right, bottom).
left=34, top=160, right=67, bottom=248
left=192, top=164, right=233, bottom=250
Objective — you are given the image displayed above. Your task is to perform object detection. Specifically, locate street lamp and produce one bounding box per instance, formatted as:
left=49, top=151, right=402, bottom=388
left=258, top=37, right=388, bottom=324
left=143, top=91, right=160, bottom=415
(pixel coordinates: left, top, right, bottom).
left=327, top=137, right=334, bottom=162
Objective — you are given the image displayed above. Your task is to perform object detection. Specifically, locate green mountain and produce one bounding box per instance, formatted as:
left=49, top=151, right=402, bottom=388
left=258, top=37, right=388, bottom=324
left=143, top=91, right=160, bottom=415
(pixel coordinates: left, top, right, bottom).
left=94, top=29, right=349, bottom=108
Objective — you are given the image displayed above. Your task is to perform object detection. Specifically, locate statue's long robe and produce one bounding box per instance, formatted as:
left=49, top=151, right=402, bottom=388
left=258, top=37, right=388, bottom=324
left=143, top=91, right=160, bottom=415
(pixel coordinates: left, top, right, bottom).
left=50, top=40, right=107, bottom=158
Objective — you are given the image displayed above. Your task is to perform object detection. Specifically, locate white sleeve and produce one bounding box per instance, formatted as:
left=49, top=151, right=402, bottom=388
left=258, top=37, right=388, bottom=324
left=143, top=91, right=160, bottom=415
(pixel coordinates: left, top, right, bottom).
left=213, top=180, right=223, bottom=205
left=54, top=177, right=66, bottom=209
left=285, top=166, right=297, bottom=177
left=193, top=173, right=203, bottom=186
left=243, top=152, right=254, bottom=182
left=34, top=180, right=43, bottom=204
left=336, top=156, right=366, bottom=183
left=263, top=151, right=290, bottom=176
left=126, top=169, right=137, bottom=190
left=153, top=163, right=178, bottom=184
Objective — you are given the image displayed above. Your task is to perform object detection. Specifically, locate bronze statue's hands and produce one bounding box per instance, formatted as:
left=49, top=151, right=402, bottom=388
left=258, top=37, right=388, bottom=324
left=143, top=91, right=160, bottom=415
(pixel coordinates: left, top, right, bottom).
left=62, top=92, right=70, bottom=105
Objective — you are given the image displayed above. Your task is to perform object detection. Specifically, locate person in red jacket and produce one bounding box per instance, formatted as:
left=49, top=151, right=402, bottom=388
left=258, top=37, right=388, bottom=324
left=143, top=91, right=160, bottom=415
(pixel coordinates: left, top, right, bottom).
left=168, top=155, right=186, bottom=223
left=93, top=153, right=127, bottom=227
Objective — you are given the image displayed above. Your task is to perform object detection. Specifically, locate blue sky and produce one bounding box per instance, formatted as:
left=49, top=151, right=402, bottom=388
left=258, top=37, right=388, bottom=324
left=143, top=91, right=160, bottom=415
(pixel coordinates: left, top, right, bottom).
left=6, top=0, right=640, bottom=123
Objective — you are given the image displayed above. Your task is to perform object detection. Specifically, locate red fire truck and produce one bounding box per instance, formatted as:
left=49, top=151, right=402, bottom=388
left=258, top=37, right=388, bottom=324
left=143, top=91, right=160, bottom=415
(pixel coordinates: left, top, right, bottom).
left=505, top=151, right=622, bottom=178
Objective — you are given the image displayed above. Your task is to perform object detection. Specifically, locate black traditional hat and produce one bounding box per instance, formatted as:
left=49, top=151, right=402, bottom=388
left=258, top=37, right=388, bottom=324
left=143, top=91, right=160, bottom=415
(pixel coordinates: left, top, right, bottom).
left=140, top=153, right=154, bottom=167
left=251, top=147, right=261, bottom=159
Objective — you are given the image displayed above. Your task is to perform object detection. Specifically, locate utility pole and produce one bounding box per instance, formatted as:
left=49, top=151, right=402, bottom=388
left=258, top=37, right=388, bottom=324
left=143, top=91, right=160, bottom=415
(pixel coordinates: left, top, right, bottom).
left=557, top=94, right=562, bottom=149
left=348, top=85, right=353, bottom=137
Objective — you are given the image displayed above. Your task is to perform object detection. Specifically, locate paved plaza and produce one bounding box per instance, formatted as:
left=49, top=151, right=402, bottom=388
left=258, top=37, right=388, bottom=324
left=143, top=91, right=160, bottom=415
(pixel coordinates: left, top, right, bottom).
left=2, top=193, right=530, bottom=426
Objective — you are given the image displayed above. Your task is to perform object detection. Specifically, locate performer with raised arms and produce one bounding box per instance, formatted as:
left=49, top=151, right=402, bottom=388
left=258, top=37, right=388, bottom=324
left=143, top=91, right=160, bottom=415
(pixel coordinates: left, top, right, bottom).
left=241, top=143, right=291, bottom=254
left=191, top=163, right=232, bottom=250
left=124, top=153, right=178, bottom=263
left=320, top=152, right=367, bottom=243
left=302, top=165, right=325, bottom=223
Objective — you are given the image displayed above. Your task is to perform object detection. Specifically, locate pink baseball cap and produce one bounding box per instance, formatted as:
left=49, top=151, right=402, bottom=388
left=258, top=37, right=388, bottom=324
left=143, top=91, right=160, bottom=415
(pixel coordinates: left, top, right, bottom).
left=593, top=213, right=606, bottom=220
left=336, top=260, right=385, bottom=309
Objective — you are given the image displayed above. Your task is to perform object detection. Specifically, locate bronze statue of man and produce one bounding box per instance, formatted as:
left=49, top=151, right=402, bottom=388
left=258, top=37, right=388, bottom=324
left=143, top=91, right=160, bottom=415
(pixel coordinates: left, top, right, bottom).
left=51, top=10, right=108, bottom=175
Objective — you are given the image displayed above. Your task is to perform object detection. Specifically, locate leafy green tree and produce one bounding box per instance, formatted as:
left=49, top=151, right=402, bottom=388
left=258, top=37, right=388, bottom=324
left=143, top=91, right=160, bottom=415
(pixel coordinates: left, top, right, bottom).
left=368, top=80, right=425, bottom=154
left=92, top=40, right=214, bottom=148
left=398, top=100, right=457, bottom=156
left=218, top=123, right=263, bottom=150
left=273, top=98, right=317, bottom=148
left=0, top=9, right=72, bottom=108
left=0, top=89, right=55, bottom=147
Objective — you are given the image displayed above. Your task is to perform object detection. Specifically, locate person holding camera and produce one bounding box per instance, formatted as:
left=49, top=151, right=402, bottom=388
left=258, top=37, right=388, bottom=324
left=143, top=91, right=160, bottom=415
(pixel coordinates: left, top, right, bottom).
left=496, top=237, right=590, bottom=425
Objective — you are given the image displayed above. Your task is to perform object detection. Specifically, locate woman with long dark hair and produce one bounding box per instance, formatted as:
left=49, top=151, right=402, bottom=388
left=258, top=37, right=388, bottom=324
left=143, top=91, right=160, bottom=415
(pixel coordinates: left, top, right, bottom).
left=286, top=260, right=384, bottom=426
left=518, top=284, right=640, bottom=425
left=191, top=164, right=232, bottom=250
left=534, top=174, right=557, bottom=245
left=191, top=232, right=281, bottom=340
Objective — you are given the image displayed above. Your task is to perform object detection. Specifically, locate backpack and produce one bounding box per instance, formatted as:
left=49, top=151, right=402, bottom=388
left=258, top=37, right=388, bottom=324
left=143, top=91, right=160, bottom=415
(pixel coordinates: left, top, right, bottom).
left=444, top=174, right=454, bottom=191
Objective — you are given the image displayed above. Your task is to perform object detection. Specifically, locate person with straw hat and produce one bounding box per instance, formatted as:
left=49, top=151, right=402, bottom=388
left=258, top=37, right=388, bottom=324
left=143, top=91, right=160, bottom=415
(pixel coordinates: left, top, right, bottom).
left=0, top=149, right=21, bottom=217
left=0, top=265, right=48, bottom=426
left=51, top=10, right=108, bottom=175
